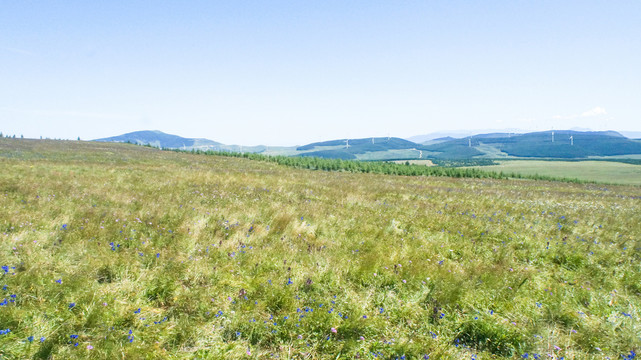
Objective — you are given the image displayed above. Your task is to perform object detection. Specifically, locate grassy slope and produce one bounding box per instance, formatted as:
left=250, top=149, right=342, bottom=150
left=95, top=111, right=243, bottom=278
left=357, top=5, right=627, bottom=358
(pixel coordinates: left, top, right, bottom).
left=1, top=138, right=640, bottom=359
left=472, top=160, right=641, bottom=186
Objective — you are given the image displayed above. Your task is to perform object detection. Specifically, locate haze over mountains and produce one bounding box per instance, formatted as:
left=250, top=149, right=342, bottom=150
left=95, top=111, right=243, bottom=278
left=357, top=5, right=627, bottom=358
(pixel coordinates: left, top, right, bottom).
left=95, top=129, right=641, bottom=161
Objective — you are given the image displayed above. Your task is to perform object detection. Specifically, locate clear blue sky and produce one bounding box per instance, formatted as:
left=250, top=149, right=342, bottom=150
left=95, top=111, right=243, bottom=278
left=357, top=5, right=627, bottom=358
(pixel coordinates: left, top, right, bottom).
left=1, top=1, right=640, bottom=145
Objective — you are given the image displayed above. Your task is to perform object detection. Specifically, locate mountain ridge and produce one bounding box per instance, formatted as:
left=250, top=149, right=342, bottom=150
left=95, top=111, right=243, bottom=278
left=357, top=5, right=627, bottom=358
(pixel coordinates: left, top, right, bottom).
left=94, top=129, right=641, bottom=160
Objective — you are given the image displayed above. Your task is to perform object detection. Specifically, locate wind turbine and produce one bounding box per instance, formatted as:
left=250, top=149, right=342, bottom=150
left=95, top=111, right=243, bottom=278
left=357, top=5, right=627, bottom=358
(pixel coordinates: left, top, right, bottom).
left=372, top=137, right=375, bottom=144
left=468, top=138, right=472, bottom=147
left=345, top=139, right=350, bottom=149
left=551, top=131, right=555, bottom=143
left=569, top=135, right=573, bottom=146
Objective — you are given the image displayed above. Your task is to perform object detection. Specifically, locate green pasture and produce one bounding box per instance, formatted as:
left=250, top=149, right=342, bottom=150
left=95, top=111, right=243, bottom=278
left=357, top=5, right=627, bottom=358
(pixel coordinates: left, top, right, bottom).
left=473, top=160, right=641, bottom=185
left=1, top=138, right=640, bottom=359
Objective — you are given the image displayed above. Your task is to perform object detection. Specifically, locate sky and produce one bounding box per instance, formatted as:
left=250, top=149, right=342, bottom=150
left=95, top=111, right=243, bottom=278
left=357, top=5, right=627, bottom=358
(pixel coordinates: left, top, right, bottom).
left=1, top=1, right=640, bottom=146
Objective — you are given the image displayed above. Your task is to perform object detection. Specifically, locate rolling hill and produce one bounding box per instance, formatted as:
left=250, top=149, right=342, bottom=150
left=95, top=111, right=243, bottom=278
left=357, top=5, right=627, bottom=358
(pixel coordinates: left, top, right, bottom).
left=94, top=130, right=274, bottom=153
left=94, top=130, right=222, bottom=149
left=94, top=130, right=641, bottom=161
left=1, top=137, right=640, bottom=358
left=422, top=130, right=641, bottom=159
left=296, top=137, right=427, bottom=160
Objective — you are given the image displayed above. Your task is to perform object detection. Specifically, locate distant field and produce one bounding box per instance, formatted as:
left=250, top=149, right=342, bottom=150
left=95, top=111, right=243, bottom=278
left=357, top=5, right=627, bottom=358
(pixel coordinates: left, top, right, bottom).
left=472, top=160, right=641, bottom=185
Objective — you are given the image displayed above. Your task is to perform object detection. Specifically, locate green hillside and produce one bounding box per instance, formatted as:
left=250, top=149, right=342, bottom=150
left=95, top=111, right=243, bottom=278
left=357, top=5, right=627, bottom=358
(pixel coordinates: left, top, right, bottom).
left=295, top=137, right=424, bottom=159
left=470, top=160, right=641, bottom=185
left=1, top=138, right=640, bottom=359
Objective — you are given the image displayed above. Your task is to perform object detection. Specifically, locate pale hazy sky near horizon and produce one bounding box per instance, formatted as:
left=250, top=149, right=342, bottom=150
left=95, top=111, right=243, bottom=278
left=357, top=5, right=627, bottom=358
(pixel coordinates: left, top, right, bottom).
left=1, top=1, right=640, bottom=146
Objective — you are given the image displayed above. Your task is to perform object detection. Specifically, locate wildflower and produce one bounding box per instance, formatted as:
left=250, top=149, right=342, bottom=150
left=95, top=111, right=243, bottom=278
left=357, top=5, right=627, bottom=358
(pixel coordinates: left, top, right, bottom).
left=331, top=328, right=337, bottom=333
left=69, top=303, right=76, bottom=309
left=28, top=336, right=34, bottom=342
left=87, top=345, right=94, bottom=350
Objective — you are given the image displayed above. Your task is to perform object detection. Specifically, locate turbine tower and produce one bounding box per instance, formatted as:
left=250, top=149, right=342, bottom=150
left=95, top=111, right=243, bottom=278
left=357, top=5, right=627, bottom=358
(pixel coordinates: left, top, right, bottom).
left=345, top=139, right=349, bottom=149
left=551, top=131, right=555, bottom=143
left=569, top=135, right=573, bottom=146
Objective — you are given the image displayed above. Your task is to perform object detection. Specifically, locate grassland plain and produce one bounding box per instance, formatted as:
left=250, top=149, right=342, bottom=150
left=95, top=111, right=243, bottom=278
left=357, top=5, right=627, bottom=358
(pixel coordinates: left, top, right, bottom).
left=1, top=138, right=640, bottom=359
left=470, top=160, right=641, bottom=186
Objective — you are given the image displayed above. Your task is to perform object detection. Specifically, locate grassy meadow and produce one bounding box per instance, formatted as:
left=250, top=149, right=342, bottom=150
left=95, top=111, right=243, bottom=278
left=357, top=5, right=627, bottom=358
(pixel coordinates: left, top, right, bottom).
left=1, top=138, right=641, bottom=359
left=470, top=160, right=641, bottom=186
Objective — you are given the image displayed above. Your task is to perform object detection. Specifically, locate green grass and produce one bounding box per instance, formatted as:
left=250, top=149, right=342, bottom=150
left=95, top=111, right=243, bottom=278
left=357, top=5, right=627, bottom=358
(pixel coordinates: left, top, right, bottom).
left=1, top=138, right=641, bottom=359
left=471, top=160, right=641, bottom=185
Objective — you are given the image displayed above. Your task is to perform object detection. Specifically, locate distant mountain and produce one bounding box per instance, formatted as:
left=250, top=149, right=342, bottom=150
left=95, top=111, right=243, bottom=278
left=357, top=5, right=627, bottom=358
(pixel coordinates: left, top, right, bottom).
left=94, top=130, right=294, bottom=154
left=95, top=129, right=641, bottom=161
left=423, top=130, right=641, bottom=159
left=407, top=128, right=527, bottom=143
left=95, top=130, right=222, bottom=149
left=296, top=137, right=425, bottom=160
